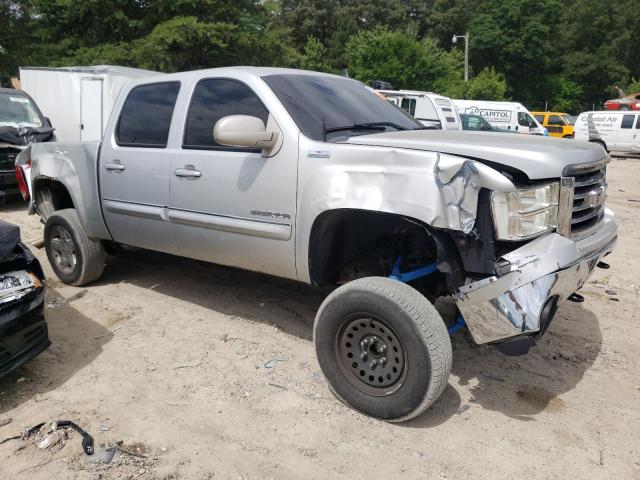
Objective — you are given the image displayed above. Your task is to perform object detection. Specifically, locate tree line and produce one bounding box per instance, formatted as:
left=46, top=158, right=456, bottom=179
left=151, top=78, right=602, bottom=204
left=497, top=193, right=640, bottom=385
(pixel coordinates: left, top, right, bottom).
left=1, top=0, right=638, bottom=113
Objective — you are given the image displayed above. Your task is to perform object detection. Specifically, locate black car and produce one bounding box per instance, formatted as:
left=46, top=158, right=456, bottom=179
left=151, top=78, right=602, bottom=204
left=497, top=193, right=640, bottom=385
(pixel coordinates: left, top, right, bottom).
left=0, top=195, right=49, bottom=378
left=0, top=88, right=54, bottom=196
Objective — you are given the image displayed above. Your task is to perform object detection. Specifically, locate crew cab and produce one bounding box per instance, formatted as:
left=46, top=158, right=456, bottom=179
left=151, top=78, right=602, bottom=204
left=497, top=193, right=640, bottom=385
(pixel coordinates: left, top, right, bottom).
left=20, top=68, right=617, bottom=421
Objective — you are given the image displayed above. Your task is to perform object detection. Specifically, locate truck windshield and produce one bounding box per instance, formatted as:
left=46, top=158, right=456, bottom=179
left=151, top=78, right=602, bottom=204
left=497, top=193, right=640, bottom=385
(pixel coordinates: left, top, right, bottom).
left=0, top=92, right=43, bottom=129
left=262, top=74, right=423, bottom=142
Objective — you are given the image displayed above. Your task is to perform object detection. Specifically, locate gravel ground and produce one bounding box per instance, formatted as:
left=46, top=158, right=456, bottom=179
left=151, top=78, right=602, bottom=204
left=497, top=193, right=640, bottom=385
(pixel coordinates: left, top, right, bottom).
left=0, top=156, right=639, bottom=480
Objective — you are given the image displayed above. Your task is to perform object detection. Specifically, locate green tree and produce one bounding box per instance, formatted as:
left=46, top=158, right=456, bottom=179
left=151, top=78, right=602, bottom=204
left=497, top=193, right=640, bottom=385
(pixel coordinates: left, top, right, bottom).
left=345, top=27, right=462, bottom=92
left=300, top=36, right=332, bottom=73
left=447, top=67, right=508, bottom=101
left=468, top=0, right=562, bottom=104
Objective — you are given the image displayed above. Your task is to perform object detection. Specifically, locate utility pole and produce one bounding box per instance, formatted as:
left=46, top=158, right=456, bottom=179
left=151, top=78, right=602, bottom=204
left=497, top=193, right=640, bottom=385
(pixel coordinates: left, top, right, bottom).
left=452, top=32, right=470, bottom=81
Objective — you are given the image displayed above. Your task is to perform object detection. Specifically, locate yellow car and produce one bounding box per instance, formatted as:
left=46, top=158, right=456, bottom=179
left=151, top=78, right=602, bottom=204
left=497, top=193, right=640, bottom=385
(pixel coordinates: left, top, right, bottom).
left=532, top=111, right=575, bottom=138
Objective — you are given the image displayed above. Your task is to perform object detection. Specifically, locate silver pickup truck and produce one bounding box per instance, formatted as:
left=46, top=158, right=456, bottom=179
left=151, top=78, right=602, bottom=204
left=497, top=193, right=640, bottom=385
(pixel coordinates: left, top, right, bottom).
left=18, top=67, right=617, bottom=421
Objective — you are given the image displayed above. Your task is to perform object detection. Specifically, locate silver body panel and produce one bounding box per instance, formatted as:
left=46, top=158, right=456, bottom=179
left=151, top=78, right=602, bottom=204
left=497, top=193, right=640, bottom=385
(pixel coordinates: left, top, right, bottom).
left=27, top=66, right=617, bottom=345
left=347, top=129, right=608, bottom=179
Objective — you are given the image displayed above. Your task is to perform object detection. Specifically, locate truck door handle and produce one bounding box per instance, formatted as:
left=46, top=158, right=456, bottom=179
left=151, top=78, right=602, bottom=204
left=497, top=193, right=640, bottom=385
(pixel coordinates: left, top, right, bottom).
left=105, top=163, right=125, bottom=171
left=174, top=166, right=201, bottom=179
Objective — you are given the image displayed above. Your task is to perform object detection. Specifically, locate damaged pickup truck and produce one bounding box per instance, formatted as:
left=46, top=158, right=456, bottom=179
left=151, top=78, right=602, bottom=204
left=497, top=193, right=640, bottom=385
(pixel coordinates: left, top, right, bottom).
left=19, top=68, right=617, bottom=421
left=0, top=88, right=54, bottom=197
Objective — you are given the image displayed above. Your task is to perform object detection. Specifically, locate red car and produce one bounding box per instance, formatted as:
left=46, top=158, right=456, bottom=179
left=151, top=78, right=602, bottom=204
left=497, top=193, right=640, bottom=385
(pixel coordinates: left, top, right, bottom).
left=604, top=86, right=640, bottom=111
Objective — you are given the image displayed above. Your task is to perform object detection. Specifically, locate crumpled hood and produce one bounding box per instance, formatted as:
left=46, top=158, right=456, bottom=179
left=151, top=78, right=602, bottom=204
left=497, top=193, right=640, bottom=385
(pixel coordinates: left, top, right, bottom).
left=0, top=126, right=54, bottom=146
left=346, top=130, right=607, bottom=179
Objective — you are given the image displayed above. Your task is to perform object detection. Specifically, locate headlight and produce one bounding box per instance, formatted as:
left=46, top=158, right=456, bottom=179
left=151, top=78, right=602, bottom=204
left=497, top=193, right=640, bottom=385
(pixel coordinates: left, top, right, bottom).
left=491, top=183, right=559, bottom=240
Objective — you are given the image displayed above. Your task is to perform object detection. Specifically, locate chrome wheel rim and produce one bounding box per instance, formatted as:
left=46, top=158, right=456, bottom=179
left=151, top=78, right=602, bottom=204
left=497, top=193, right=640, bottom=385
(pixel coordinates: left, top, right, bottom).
left=336, top=315, right=407, bottom=396
left=50, top=226, right=77, bottom=275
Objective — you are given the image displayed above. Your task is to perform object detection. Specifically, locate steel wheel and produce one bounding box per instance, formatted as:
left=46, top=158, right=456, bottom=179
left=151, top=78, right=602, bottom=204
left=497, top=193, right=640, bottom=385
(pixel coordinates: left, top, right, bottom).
left=49, top=225, right=77, bottom=275
left=336, top=314, right=407, bottom=396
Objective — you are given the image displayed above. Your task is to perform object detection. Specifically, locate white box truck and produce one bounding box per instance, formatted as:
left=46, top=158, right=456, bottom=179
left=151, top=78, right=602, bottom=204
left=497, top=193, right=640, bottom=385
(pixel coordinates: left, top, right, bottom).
left=19, top=65, right=157, bottom=142
left=574, top=111, right=640, bottom=153
left=453, top=99, right=547, bottom=135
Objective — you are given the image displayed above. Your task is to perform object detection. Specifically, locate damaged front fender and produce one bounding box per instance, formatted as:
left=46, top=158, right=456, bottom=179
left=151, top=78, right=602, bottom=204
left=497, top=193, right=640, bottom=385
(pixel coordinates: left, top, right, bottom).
left=295, top=139, right=515, bottom=283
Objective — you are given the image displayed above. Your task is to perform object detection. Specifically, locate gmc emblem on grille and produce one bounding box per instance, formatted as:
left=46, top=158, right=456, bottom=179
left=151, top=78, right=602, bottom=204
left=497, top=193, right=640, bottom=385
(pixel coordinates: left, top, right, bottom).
left=585, top=186, right=606, bottom=209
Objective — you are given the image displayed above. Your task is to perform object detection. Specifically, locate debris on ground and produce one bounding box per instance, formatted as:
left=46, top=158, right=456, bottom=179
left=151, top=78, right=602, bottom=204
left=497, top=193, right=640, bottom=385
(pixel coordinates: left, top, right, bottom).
left=263, top=358, right=285, bottom=369
left=0, top=420, right=94, bottom=455
left=605, top=289, right=618, bottom=296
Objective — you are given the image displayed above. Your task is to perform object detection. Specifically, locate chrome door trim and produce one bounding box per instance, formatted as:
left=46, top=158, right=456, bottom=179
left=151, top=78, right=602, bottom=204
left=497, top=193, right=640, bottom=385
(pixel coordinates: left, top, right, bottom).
left=168, top=208, right=291, bottom=241
left=103, top=199, right=168, bottom=221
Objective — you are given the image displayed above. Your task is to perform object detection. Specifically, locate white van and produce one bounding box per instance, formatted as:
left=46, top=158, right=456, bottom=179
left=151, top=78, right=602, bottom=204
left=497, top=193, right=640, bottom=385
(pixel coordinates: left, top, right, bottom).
left=453, top=100, right=547, bottom=135
left=574, top=111, right=640, bottom=153
left=377, top=90, right=462, bottom=131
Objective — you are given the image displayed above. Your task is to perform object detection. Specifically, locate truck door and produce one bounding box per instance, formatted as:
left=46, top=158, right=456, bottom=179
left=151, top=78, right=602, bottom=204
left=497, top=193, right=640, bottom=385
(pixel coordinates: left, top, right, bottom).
left=99, top=81, right=181, bottom=254
left=80, top=78, right=103, bottom=141
left=168, top=77, right=298, bottom=279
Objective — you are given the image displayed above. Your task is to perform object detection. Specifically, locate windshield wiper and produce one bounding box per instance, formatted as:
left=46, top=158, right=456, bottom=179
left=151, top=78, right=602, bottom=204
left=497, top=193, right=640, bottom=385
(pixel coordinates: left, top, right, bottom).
left=323, top=123, right=387, bottom=141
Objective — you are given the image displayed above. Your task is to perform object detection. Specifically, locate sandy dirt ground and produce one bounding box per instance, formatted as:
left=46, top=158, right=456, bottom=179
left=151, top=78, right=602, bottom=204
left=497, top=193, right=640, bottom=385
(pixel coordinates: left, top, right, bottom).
left=0, top=157, right=639, bottom=480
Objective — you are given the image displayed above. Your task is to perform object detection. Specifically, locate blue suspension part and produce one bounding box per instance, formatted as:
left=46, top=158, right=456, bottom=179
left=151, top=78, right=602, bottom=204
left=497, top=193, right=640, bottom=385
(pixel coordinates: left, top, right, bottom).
left=388, top=256, right=466, bottom=336
left=388, top=256, right=438, bottom=283
left=447, top=316, right=466, bottom=335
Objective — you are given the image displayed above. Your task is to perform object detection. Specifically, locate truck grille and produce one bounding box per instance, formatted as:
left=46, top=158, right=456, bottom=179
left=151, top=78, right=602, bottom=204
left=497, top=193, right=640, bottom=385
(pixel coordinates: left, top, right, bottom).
left=0, top=148, right=19, bottom=170
left=570, top=165, right=607, bottom=234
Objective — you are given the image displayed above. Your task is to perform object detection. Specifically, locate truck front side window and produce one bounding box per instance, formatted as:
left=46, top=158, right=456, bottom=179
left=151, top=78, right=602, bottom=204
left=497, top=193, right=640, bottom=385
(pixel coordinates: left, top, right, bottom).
left=183, top=79, right=269, bottom=150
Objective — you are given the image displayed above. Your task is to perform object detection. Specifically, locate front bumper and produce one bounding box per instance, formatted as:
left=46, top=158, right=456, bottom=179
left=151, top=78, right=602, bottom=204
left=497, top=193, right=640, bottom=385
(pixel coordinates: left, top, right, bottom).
left=455, top=208, right=617, bottom=344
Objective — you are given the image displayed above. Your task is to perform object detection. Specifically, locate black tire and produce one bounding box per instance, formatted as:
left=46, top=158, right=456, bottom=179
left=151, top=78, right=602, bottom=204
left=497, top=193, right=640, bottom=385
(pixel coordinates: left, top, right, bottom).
left=619, top=105, right=631, bottom=111
left=35, top=186, right=55, bottom=222
left=44, top=209, right=105, bottom=286
left=313, top=277, right=452, bottom=422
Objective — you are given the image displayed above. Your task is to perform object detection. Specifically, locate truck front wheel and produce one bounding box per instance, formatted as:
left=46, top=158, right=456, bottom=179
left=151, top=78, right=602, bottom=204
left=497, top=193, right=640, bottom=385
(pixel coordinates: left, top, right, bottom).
left=313, top=277, right=452, bottom=422
left=44, top=209, right=105, bottom=286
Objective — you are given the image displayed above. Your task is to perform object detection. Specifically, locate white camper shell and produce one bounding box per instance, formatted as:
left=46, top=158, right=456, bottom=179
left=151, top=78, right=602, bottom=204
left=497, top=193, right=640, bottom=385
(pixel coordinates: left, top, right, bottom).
left=377, top=90, right=462, bottom=131
left=574, top=111, right=640, bottom=154
left=453, top=99, right=547, bottom=135
left=19, top=65, right=157, bottom=142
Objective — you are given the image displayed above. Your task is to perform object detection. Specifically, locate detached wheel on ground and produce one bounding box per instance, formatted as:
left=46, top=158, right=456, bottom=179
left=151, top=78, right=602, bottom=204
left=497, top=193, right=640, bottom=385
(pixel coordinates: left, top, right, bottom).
left=44, top=208, right=106, bottom=286
left=314, top=277, right=452, bottom=422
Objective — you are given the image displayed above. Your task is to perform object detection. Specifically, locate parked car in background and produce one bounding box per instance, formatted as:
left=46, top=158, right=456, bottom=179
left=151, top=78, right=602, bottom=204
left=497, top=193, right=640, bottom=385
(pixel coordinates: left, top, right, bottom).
left=0, top=195, right=49, bottom=378
left=460, top=113, right=513, bottom=133
left=22, top=67, right=616, bottom=421
left=532, top=111, right=575, bottom=138
left=574, top=110, right=640, bottom=153
left=604, top=86, right=640, bottom=111
left=0, top=88, right=54, bottom=197
left=454, top=99, right=548, bottom=135
left=377, top=89, right=462, bottom=130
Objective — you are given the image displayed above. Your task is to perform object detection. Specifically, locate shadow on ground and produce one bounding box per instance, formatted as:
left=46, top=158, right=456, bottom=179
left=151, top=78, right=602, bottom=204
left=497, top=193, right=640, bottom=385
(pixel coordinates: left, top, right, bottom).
left=92, top=247, right=602, bottom=425
left=0, top=286, right=112, bottom=415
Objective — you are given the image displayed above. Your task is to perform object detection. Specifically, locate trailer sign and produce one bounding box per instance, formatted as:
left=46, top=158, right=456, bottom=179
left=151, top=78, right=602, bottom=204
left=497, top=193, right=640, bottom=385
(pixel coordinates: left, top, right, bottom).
left=464, top=106, right=512, bottom=123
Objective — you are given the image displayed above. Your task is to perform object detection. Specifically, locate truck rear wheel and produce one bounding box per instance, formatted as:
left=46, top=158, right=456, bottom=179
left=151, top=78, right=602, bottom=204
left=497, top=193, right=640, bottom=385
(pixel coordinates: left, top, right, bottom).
left=313, top=277, right=452, bottom=422
left=44, top=209, right=105, bottom=286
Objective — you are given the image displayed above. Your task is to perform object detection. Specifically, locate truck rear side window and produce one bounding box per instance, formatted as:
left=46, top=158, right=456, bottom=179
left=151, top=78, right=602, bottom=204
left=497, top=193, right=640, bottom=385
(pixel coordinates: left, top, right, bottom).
left=183, top=79, right=269, bottom=150
left=116, top=82, right=180, bottom=148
